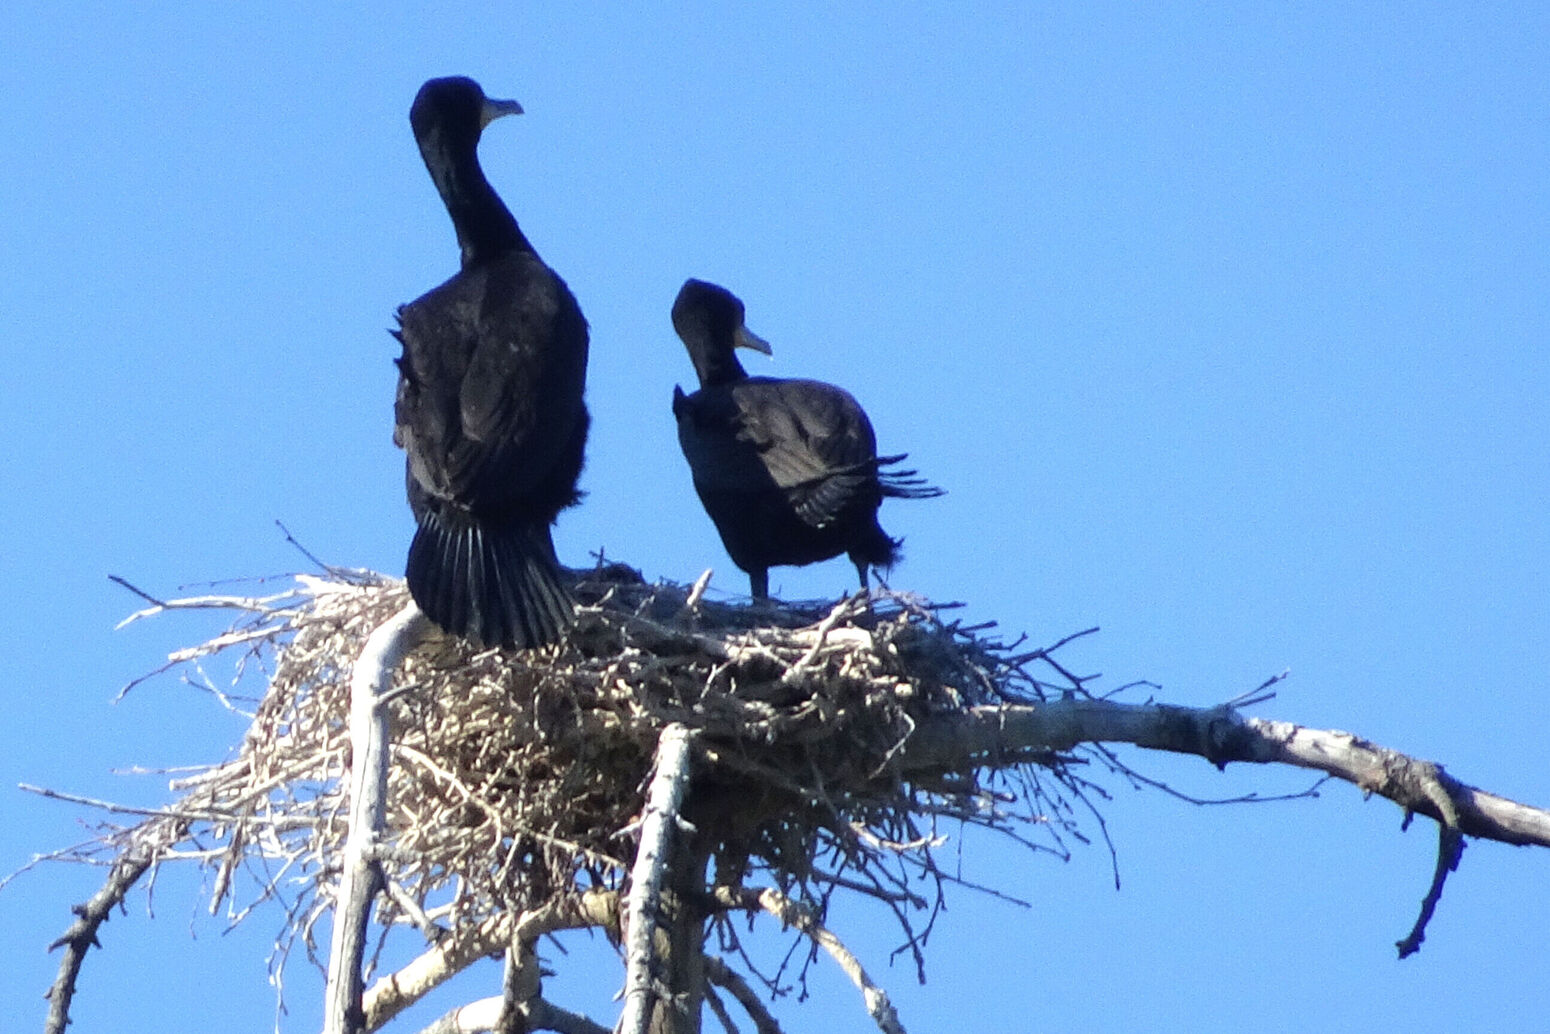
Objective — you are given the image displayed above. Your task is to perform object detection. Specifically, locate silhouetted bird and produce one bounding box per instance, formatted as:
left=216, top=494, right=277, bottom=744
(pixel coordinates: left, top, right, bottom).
left=392, top=77, right=589, bottom=648
left=670, top=279, right=941, bottom=600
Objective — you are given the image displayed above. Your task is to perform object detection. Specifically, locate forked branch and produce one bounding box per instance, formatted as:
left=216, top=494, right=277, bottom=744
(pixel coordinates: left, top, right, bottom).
left=713, top=887, right=905, bottom=1034
left=901, top=699, right=1550, bottom=951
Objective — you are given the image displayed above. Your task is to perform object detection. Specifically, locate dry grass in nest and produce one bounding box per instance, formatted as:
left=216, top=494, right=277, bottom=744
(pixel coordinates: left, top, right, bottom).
left=40, top=562, right=1099, bottom=987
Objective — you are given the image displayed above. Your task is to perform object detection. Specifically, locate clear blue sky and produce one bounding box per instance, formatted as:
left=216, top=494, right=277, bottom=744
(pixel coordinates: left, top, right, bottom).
left=3, top=4, right=1548, bottom=1032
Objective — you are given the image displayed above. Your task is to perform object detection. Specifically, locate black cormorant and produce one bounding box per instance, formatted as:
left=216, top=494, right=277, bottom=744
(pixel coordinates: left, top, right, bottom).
left=670, top=279, right=941, bottom=600
left=391, top=77, right=589, bottom=648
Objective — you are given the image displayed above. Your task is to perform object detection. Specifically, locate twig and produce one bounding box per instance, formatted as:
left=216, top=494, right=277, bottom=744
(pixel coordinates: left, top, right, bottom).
left=780, top=597, right=865, bottom=686
left=680, top=569, right=714, bottom=618
left=713, top=886, right=905, bottom=1034
left=1395, top=763, right=1467, bottom=958
left=276, top=518, right=333, bottom=571
left=1223, top=669, right=1288, bottom=709
left=108, top=575, right=304, bottom=627
left=19, top=784, right=233, bottom=822
left=44, top=817, right=187, bottom=1034
left=705, top=956, right=785, bottom=1034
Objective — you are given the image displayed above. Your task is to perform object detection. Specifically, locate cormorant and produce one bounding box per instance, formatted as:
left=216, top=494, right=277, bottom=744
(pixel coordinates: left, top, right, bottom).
left=391, top=77, right=589, bottom=648
left=670, top=279, right=941, bottom=600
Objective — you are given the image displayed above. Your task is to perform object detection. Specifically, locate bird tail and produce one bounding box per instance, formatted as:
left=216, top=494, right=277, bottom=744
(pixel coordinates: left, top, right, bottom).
left=875, top=453, right=945, bottom=500
left=405, top=505, right=575, bottom=649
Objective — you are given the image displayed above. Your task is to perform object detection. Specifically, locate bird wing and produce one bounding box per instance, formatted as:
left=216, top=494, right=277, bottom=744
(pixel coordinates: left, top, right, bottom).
left=733, top=378, right=882, bottom=527
left=394, top=255, right=587, bottom=508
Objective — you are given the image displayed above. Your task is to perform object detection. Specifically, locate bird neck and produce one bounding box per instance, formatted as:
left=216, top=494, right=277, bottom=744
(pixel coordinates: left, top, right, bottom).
left=692, top=345, right=749, bottom=388
left=419, top=129, right=532, bottom=269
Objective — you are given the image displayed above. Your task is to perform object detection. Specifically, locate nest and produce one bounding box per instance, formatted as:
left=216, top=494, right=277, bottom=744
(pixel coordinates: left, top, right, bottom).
left=54, top=563, right=1099, bottom=995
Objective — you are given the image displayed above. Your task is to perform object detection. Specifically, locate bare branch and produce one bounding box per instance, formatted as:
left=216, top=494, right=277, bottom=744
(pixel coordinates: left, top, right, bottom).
left=703, top=983, right=740, bottom=1034
left=900, top=700, right=1550, bottom=848
left=44, top=817, right=187, bottom=1034
left=408, top=995, right=610, bottom=1034
left=1395, top=763, right=1467, bottom=958
left=714, top=887, right=905, bottom=1034
left=325, top=600, right=431, bottom=1034
left=619, top=723, right=699, bottom=1034
left=705, top=956, right=785, bottom=1034
left=364, top=892, right=619, bottom=1031
left=902, top=699, right=1550, bottom=952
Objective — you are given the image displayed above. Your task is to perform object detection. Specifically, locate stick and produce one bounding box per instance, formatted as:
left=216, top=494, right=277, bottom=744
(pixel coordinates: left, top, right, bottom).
left=712, top=887, right=905, bottom=1034
left=43, top=818, right=187, bottom=1034
left=705, top=956, right=785, bottom=1034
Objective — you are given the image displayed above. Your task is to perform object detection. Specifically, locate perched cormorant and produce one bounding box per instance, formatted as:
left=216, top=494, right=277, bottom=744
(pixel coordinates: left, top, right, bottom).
left=670, top=279, right=941, bottom=600
left=391, top=77, right=589, bottom=648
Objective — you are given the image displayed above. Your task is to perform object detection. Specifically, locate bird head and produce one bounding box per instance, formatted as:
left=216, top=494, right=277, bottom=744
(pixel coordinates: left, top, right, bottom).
left=410, top=76, right=523, bottom=146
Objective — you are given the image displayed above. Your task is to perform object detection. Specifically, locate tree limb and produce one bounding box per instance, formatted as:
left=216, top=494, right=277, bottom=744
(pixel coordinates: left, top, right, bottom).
left=324, top=600, right=431, bottom=1034
left=43, top=817, right=187, bottom=1034
left=901, top=698, right=1550, bottom=954
left=899, top=700, right=1550, bottom=847
left=619, top=723, right=698, bottom=1034
left=408, top=995, right=610, bottom=1034
left=363, top=892, right=619, bottom=1031
left=1395, top=763, right=1467, bottom=958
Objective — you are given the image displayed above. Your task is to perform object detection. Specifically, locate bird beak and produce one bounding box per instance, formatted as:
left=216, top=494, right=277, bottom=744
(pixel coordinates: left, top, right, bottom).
left=736, top=325, right=773, bottom=356
left=480, top=97, right=524, bottom=128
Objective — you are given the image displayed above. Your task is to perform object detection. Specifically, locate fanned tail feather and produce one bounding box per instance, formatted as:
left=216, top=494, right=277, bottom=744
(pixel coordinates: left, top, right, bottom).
left=406, top=506, right=575, bottom=649
left=789, top=453, right=944, bottom=526
left=875, top=453, right=946, bottom=500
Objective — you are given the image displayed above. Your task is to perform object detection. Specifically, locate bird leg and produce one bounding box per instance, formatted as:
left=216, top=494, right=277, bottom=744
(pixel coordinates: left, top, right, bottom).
left=853, top=562, right=877, bottom=617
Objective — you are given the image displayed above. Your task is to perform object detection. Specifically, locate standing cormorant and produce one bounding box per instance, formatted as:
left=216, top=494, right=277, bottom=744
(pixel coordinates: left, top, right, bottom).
left=391, top=77, right=589, bottom=648
left=670, top=279, right=941, bottom=600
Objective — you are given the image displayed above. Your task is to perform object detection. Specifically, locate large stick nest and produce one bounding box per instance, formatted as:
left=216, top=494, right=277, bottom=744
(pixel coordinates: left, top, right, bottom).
left=62, top=563, right=1098, bottom=981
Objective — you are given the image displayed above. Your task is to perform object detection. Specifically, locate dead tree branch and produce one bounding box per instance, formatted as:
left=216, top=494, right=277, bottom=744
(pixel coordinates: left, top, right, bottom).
left=899, top=701, right=1550, bottom=847
left=43, top=816, right=187, bottom=1034
left=408, top=996, right=610, bottom=1034
left=901, top=699, right=1550, bottom=951
left=713, top=887, right=905, bottom=1034
left=364, top=892, right=619, bottom=1031
left=325, top=600, right=431, bottom=1034
left=619, top=723, right=699, bottom=1034
left=704, top=956, right=784, bottom=1034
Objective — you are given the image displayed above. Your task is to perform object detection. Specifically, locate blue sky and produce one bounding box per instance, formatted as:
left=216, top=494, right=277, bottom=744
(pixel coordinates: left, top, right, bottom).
left=3, top=4, right=1548, bottom=1032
